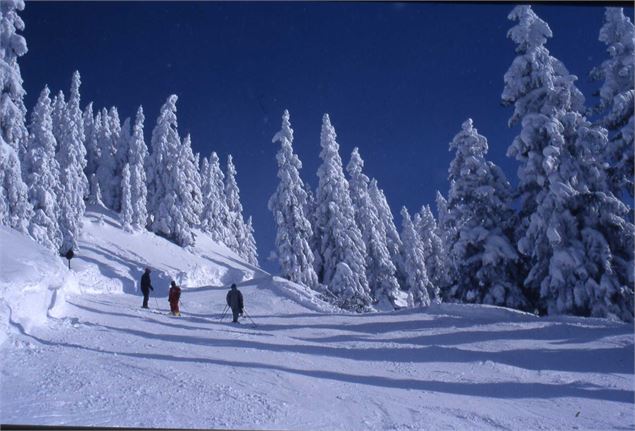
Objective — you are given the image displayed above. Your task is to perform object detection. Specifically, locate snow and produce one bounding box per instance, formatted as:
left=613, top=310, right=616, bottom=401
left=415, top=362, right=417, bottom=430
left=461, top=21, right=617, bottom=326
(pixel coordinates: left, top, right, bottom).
left=0, top=226, right=78, bottom=345
left=1, top=208, right=633, bottom=429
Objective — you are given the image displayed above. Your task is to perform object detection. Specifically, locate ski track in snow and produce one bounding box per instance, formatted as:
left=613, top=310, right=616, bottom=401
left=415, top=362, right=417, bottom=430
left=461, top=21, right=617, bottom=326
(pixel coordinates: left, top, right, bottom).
left=2, top=287, right=634, bottom=430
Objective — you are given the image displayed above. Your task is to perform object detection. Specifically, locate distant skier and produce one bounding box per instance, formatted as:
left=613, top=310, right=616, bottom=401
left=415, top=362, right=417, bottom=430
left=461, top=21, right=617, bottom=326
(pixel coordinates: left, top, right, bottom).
left=168, top=280, right=181, bottom=316
left=226, top=283, right=244, bottom=323
left=140, top=267, right=154, bottom=309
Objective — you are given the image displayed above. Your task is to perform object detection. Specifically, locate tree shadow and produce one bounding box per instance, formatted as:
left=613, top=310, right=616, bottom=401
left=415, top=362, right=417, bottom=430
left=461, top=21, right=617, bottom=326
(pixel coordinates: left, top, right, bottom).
left=254, top=315, right=478, bottom=334
left=303, top=322, right=634, bottom=347
left=88, top=321, right=634, bottom=374
left=23, top=332, right=635, bottom=405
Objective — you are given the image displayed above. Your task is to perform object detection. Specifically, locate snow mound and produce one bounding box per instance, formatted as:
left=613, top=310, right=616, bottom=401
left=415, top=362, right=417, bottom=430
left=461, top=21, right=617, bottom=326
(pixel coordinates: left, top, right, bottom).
left=0, top=226, right=78, bottom=344
left=429, top=302, right=540, bottom=321
left=262, top=276, right=339, bottom=313
left=74, top=263, right=124, bottom=295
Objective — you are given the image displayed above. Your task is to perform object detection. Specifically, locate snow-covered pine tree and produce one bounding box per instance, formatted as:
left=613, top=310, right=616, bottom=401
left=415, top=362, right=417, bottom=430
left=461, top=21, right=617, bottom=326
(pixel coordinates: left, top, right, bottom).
left=0, top=0, right=32, bottom=232
left=314, top=114, right=371, bottom=310
left=503, top=5, right=634, bottom=320
left=415, top=205, right=445, bottom=296
left=591, top=7, right=634, bottom=200
left=108, top=107, right=123, bottom=211
left=51, top=91, right=66, bottom=149
left=434, top=190, right=453, bottom=296
left=83, top=102, right=100, bottom=180
left=127, top=106, right=148, bottom=230
left=96, top=107, right=117, bottom=210
left=304, top=184, right=322, bottom=278
left=120, top=163, right=132, bottom=231
left=244, top=216, right=259, bottom=266
left=178, top=133, right=202, bottom=229
left=66, top=71, right=87, bottom=193
left=113, top=115, right=131, bottom=212
left=23, top=86, right=62, bottom=251
left=88, top=173, right=104, bottom=206
left=368, top=179, right=405, bottom=287
left=225, top=154, right=249, bottom=256
left=444, top=119, right=525, bottom=308
left=147, top=95, right=196, bottom=247
left=268, top=109, right=318, bottom=288
left=200, top=156, right=209, bottom=192
left=347, top=147, right=401, bottom=308
left=200, top=151, right=236, bottom=249
left=400, top=207, right=432, bottom=307
left=56, top=71, right=88, bottom=253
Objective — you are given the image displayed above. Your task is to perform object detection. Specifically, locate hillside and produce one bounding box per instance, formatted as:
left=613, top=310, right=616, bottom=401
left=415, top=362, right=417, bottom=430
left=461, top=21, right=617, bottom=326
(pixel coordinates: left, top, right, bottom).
left=0, top=207, right=633, bottom=430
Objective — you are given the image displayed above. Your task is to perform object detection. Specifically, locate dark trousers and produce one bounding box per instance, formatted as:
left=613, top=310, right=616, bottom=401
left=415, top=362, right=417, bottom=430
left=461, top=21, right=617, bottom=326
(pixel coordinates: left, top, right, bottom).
left=142, top=289, right=149, bottom=308
left=231, top=308, right=240, bottom=323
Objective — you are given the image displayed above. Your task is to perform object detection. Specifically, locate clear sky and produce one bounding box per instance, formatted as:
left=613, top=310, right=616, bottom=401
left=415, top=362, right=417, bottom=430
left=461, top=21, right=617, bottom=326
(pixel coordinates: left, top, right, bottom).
left=20, top=2, right=633, bottom=273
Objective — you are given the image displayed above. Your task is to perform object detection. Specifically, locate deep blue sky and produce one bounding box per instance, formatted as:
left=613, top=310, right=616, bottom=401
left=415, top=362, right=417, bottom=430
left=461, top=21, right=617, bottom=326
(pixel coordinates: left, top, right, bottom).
left=20, top=2, right=632, bottom=273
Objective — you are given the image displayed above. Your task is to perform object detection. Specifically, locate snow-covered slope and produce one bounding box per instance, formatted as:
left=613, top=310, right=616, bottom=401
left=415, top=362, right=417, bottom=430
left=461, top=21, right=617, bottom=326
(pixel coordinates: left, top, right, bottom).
left=1, top=207, right=633, bottom=430
left=74, top=205, right=334, bottom=310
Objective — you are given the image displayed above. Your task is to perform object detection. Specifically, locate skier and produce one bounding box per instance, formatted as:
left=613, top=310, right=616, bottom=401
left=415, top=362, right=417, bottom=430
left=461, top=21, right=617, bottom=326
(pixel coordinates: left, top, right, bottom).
left=226, top=283, right=244, bottom=323
left=140, top=267, right=154, bottom=309
left=168, top=280, right=181, bottom=316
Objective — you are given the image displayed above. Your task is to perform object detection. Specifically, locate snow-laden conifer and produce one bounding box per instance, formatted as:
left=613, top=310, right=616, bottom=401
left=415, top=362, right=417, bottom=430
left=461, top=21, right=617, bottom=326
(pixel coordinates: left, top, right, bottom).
left=434, top=190, right=453, bottom=296
left=51, top=91, right=64, bottom=144
left=226, top=154, right=253, bottom=258
left=179, top=133, right=203, bottom=229
left=368, top=179, right=405, bottom=286
left=400, top=207, right=432, bottom=307
left=314, top=114, right=371, bottom=310
left=243, top=216, right=259, bottom=266
left=200, top=152, right=236, bottom=249
left=268, top=110, right=318, bottom=288
left=347, top=148, right=401, bottom=308
left=88, top=173, right=103, bottom=206
left=96, top=107, right=117, bottom=210
left=445, top=119, right=524, bottom=308
left=504, top=6, right=634, bottom=320
left=591, top=7, right=634, bottom=199
left=120, top=163, right=132, bottom=231
left=107, top=107, right=124, bottom=211
left=127, top=106, right=148, bottom=230
left=23, top=86, right=62, bottom=251
left=83, top=102, right=100, bottom=179
left=415, top=205, right=445, bottom=295
left=55, top=72, right=89, bottom=253
left=147, top=95, right=197, bottom=247
left=304, top=185, right=322, bottom=277
left=0, top=0, right=31, bottom=232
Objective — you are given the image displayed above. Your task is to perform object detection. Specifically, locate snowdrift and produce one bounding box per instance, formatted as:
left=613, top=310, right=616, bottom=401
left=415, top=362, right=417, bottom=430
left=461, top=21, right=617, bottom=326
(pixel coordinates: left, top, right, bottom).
left=0, top=226, right=78, bottom=344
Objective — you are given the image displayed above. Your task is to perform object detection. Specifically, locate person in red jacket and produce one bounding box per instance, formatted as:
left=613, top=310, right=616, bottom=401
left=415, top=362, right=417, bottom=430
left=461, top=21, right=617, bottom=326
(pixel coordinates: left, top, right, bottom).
left=168, top=280, right=181, bottom=316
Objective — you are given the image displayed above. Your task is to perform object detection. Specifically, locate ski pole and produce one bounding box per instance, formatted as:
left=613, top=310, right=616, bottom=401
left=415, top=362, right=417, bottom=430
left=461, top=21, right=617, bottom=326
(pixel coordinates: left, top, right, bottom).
left=242, top=308, right=257, bottom=328
left=219, top=304, right=229, bottom=321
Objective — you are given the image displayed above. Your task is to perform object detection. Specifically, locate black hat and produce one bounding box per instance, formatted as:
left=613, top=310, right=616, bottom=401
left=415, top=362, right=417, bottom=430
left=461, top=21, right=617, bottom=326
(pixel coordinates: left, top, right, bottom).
left=231, top=283, right=237, bottom=289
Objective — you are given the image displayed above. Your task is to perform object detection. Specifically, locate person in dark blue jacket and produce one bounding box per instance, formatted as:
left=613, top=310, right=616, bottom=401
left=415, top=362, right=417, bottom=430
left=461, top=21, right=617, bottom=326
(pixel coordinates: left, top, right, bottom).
left=226, top=284, right=244, bottom=323
left=140, top=268, right=154, bottom=308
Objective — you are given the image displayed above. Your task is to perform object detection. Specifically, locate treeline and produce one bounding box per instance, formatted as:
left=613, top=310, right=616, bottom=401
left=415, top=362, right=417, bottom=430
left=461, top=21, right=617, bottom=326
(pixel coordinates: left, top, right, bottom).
left=0, top=0, right=258, bottom=265
left=268, top=6, right=634, bottom=321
